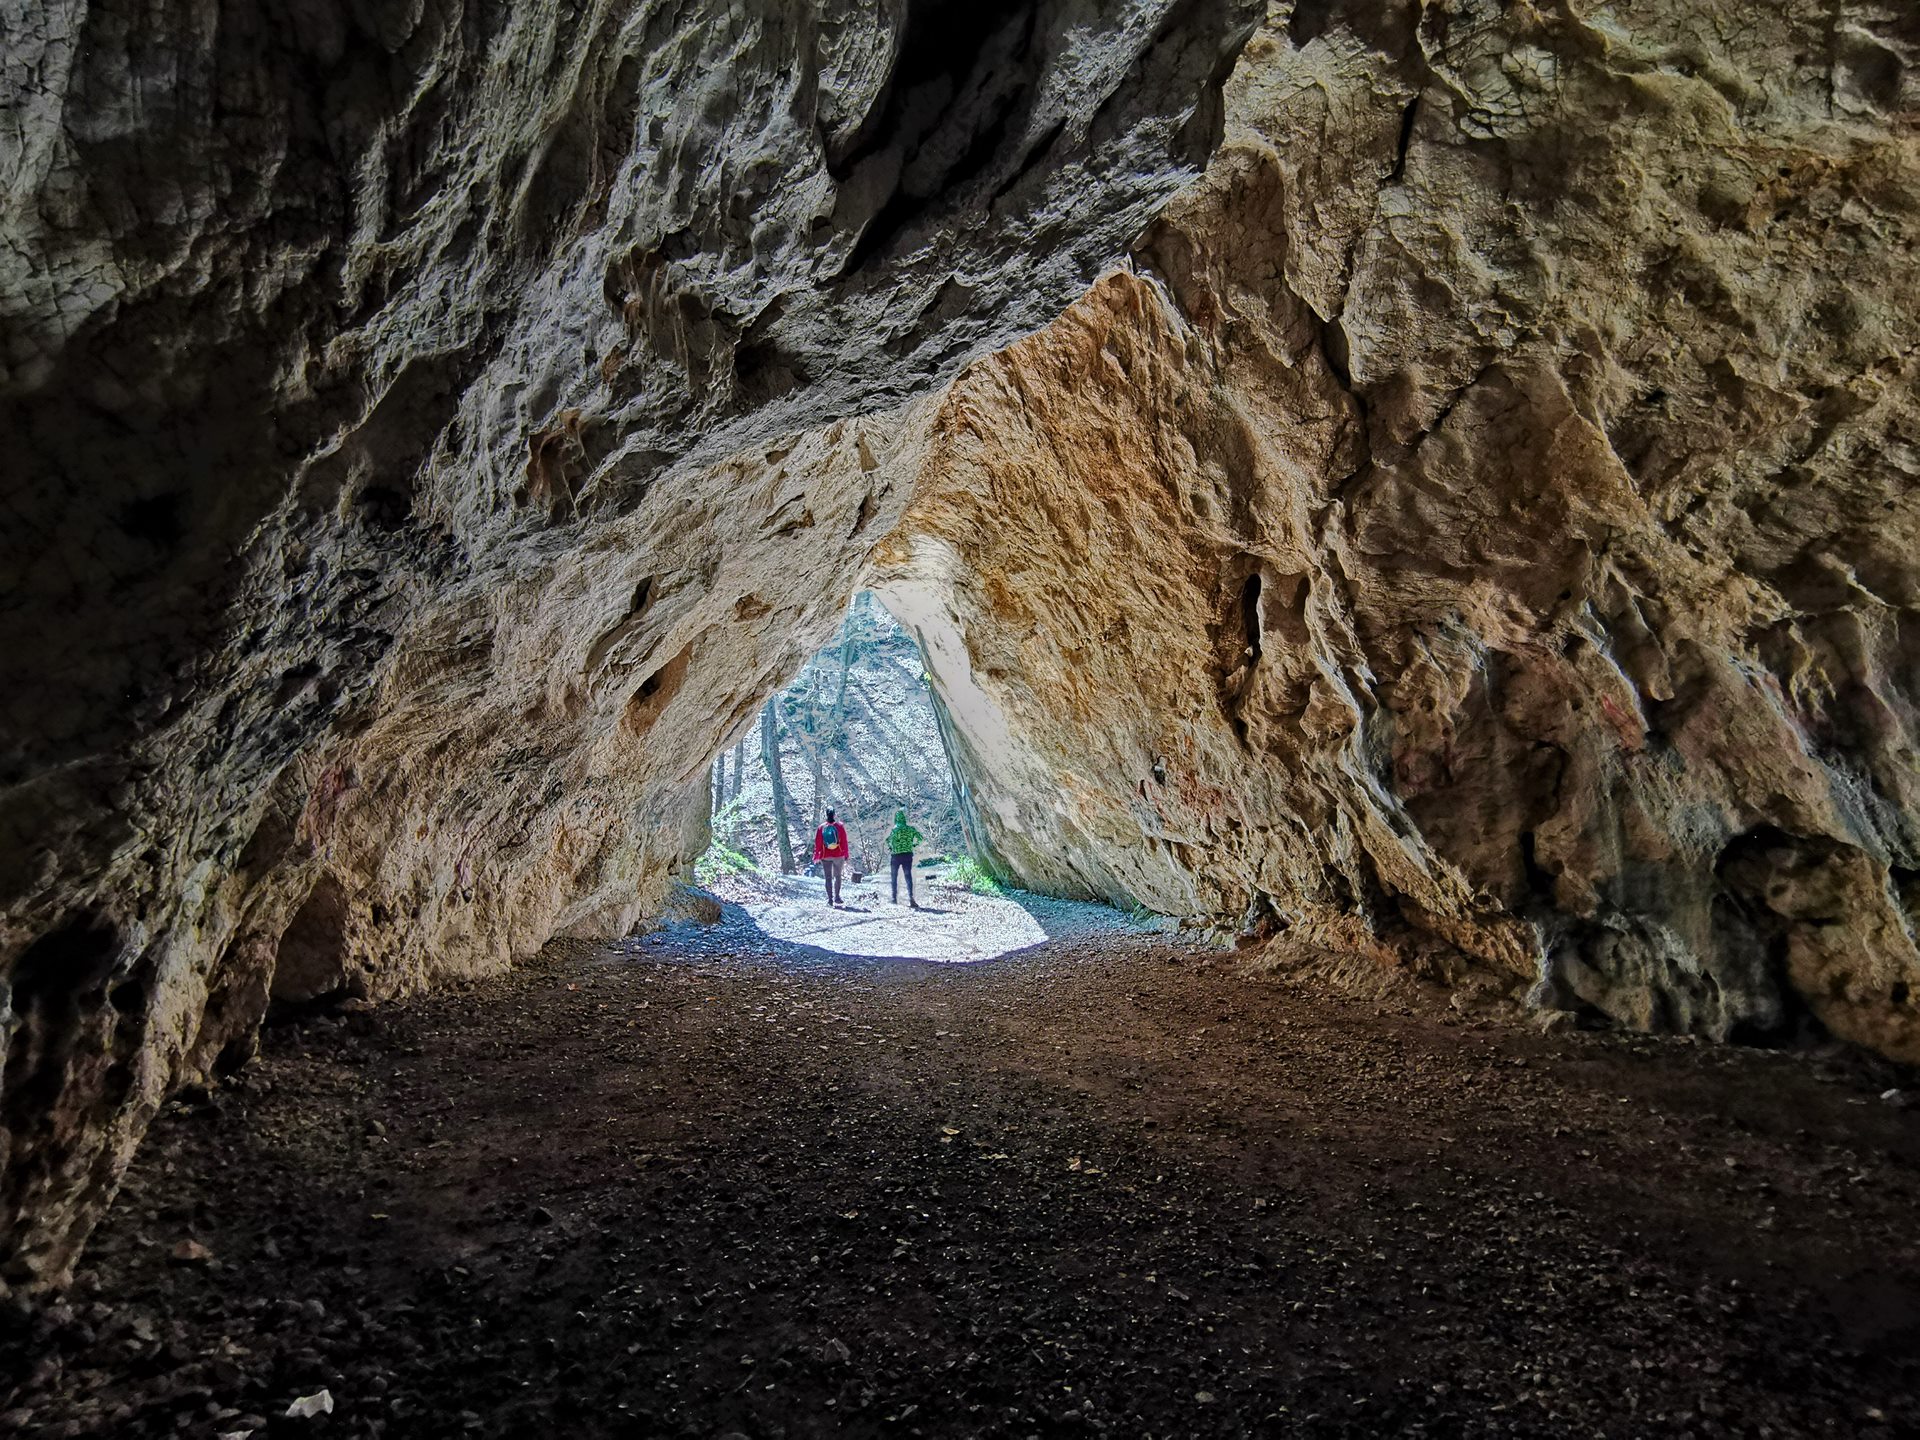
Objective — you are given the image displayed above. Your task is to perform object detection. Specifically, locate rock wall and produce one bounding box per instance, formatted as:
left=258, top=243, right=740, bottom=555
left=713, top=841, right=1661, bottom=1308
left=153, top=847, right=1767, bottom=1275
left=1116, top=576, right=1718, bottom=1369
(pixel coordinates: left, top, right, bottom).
left=0, top=0, right=1258, bottom=1286
left=877, top=0, right=1920, bottom=1058
left=6, top=0, right=1919, bottom=1294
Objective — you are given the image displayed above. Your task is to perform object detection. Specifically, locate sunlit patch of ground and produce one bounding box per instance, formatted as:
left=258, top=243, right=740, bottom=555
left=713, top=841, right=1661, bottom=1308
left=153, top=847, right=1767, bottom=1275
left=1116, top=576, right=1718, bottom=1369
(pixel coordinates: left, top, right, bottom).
left=703, top=865, right=1155, bottom=961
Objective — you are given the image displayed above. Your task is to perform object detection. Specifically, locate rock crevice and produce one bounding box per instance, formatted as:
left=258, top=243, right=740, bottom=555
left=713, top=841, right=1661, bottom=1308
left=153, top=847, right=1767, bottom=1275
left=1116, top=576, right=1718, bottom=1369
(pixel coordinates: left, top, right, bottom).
left=0, top=0, right=1259, bottom=1286
left=6, top=0, right=1920, bottom=1294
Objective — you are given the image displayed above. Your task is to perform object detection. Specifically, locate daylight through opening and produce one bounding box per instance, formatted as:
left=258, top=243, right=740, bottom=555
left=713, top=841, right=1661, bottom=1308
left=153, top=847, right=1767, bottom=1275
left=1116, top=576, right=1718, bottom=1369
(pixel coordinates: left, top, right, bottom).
left=688, top=593, right=1117, bottom=962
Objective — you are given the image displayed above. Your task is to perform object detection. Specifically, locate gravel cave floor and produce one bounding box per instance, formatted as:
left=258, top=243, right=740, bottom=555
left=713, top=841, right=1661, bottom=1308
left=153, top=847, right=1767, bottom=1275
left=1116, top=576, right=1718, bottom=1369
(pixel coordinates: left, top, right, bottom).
left=5, top=890, right=1920, bottom=1439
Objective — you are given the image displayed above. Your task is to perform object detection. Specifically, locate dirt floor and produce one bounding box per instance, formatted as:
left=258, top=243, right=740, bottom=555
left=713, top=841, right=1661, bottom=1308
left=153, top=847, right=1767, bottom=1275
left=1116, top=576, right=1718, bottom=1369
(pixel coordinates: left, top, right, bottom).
left=4, top=893, right=1919, bottom=1438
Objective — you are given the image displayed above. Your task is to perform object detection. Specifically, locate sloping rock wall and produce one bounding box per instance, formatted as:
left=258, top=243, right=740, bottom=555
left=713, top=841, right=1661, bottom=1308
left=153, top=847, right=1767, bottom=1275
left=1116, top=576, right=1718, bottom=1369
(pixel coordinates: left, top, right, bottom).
left=6, top=0, right=1919, bottom=1295
left=0, top=0, right=1257, bottom=1286
left=877, top=1, right=1920, bottom=1057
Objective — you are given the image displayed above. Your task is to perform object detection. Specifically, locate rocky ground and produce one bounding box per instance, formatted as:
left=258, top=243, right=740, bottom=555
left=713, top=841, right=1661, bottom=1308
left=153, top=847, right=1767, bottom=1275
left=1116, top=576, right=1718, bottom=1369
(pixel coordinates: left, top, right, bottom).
left=4, top=905, right=1918, bottom=1439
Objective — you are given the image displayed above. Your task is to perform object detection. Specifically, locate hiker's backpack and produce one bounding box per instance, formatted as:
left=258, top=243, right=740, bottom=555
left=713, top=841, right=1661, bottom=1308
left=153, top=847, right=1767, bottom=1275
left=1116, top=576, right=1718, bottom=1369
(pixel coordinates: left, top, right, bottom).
left=822, top=823, right=843, bottom=851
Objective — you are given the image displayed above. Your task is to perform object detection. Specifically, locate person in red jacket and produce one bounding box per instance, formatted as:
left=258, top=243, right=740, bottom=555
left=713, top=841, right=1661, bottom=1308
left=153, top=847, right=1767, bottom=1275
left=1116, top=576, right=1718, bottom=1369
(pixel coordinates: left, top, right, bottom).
left=812, top=807, right=850, bottom=907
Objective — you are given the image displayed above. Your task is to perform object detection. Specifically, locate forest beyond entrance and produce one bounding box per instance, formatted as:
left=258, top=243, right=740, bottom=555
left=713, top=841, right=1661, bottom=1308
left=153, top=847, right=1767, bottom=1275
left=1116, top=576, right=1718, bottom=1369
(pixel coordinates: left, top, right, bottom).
left=701, top=593, right=996, bottom=898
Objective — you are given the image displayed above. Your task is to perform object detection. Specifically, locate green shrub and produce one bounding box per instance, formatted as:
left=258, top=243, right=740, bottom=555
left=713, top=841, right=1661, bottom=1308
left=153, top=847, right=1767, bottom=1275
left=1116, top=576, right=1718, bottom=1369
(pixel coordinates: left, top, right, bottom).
left=695, top=796, right=758, bottom=884
left=695, top=842, right=757, bottom=886
left=947, top=854, right=1004, bottom=895
left=709, top=795, right=748, bottom=848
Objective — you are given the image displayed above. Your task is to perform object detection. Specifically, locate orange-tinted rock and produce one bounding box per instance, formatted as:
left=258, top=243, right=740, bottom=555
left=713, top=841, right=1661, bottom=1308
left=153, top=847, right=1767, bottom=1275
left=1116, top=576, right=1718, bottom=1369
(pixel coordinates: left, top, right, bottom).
left=880, top=2, right=1920, bottom=1063
left=0, top=0, right=1256, bottom=1287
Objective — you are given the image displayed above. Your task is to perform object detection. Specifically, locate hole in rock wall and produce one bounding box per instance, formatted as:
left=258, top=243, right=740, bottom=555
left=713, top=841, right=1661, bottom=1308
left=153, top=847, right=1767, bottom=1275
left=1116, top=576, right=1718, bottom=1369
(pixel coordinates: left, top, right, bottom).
left=624, top=642, right=695, bottom=736
left=690, top=592, right=1058, bottom=962
left=1, top=915, right=132, bottom=1277
left=1239, top=573, right=1264, bottom=666
left=3, top=917, right=124, bottom=1118
left=271, top=877, right=353, bottom=1011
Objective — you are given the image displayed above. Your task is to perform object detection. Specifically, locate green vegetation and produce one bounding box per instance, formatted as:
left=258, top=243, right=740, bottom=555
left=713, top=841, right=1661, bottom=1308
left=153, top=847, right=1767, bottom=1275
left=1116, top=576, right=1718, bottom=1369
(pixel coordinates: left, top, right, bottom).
left=947, top=854, right=1004, bottom=896
left=696, top=797, right=759, bottom=885
left=714, top=592, right=972, bottom=876
left=694, top=843, right=756, bottom=886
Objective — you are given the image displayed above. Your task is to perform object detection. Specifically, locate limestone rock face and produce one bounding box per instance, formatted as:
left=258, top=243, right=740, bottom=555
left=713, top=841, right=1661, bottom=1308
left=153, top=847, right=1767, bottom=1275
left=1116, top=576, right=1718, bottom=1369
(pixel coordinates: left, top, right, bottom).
left=0, top=0, right=1257, bottom=1285
left=6, top=0, right=1920, bottom=1294
left=878, top=1, right=1920, bottom=1057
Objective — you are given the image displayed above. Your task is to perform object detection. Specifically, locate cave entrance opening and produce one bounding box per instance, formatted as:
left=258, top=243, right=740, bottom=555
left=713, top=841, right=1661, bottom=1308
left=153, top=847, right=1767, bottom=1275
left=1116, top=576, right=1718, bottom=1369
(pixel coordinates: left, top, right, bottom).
left=692, top=591, right=1044, bottom=961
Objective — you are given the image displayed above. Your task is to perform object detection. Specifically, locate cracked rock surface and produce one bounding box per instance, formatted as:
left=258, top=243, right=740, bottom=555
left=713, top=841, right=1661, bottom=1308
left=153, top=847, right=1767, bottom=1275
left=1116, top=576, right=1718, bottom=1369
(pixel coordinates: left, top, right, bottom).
left=5, top=0, right=1920, bottom=1302
left=876, top=1, right=1920, bottom=1060
left=0, top=0, right=1257, bottom=1285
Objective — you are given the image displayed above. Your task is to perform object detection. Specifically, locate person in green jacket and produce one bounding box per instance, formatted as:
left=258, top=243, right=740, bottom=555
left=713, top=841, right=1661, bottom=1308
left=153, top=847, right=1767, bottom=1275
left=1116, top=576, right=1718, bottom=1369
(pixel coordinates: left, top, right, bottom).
left=886, top=809, right=923, bottom=908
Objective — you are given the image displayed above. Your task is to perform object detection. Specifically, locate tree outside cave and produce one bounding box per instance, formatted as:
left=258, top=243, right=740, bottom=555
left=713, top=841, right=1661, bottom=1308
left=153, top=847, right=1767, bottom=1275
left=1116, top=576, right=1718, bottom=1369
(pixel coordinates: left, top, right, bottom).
left=700, top=593, right=993, bottom=884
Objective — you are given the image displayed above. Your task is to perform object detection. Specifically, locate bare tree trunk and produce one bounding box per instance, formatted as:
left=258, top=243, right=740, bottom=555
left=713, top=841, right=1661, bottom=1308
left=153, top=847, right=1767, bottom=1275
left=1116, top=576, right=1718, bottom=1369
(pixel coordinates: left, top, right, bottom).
left=760, top=699, right=796, bottom=874
left=712, top=753, right=725, bottom=812
left=831, top=614, right=856, bottom=719
left=806, top=750, right=826, bottom=827
left=731, top=736, right=746, bottom=801
left=798, top=607, right=858, bottom=831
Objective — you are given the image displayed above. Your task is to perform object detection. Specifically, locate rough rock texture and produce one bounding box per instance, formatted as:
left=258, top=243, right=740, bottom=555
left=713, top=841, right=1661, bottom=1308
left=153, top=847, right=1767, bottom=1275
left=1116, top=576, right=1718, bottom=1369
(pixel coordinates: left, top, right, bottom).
left=876, top=1, right=1920, bottom=1059
left=7, top=0, right=1920, bottom=1297
left=0, top=0, right=1258, bottom=1286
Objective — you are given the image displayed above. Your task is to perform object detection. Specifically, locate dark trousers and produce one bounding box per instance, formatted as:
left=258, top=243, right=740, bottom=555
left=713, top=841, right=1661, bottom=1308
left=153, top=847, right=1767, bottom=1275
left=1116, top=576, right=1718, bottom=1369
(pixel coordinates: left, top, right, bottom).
left=890, top=853, right=915, bottom=904
left=821, top=859, right=844, bottom=905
